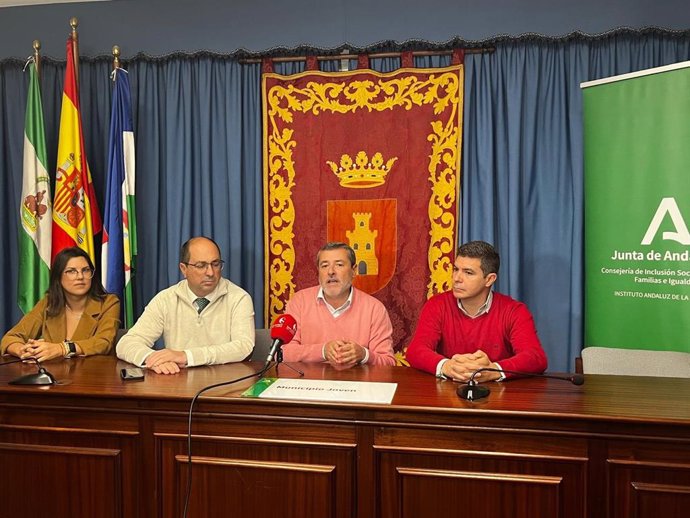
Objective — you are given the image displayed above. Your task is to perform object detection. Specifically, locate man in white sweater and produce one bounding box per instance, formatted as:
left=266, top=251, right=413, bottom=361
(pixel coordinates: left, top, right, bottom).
left=116, top=236, right=255, bottom=374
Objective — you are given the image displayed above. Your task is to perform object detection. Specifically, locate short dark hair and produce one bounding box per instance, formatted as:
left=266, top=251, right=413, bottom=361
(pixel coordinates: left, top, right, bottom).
left=180, top=236, right=222, bottom=264
left=457, top=241, right=500, bottom=276
left=46, top=247, right=107, bottom=317
left=316, top=242, right=356, bottom=267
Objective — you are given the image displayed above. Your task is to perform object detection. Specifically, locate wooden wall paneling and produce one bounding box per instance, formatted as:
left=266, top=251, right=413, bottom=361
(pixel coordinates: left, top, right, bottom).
left=608, top=459, right=690, bottom=518
left=376, top=447, right=586, bottom=518
left=0, top=442, right=121, bottom=518
left=173, top=455, right=337, bottom=518
left=606, top=437, right=690, bottom=518
left=628, top=482, right=690, bottom=518
left=356, top=424, right=376, bottom=518
left=155, top=431, right=357, bottom=518
left=396, top=467, right=562, bottom=518
left=374, top=426, right=588, bottom=518
left=0, top=410, right=142, bottom=518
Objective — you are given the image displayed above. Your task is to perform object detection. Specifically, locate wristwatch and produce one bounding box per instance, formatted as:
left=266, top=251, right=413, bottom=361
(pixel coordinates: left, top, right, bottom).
left=63, top=340, right=77, bottom=358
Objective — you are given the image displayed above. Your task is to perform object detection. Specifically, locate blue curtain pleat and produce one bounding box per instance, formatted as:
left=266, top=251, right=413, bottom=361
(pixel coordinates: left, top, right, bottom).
left=0, top=64, right=25, bottom=333
left=1, top=33, right=689, bottom=369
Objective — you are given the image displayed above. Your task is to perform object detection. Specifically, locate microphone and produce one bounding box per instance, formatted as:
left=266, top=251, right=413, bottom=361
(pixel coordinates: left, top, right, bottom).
left=265, top=314, right=297, bottom=364
left=1, top=357, right=57, bottom=386
left=457, top=367, right=584, bottom=401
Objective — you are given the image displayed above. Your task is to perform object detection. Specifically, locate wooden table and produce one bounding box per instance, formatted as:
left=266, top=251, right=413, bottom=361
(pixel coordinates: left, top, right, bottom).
left=1, top=355, right=690, bottom=518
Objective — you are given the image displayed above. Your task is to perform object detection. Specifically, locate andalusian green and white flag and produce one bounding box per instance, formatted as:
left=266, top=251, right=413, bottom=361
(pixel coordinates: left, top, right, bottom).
left=17, top=59, right=52, bottom=314
left=582, top=61, right=690, bottom=352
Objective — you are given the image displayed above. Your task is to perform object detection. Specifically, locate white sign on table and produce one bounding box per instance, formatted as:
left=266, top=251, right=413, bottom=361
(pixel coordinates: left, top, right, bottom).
left=242, top=378, right=397, bottom=404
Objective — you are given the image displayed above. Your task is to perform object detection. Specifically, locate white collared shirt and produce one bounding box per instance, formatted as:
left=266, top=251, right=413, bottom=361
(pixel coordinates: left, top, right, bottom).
left=187, top=284, right=220, bottom=306
left=316, top=286, right=353, bottom=318
left=437, top=291, right=504, bottom=380
left=457, top=290, right=493, bottom=318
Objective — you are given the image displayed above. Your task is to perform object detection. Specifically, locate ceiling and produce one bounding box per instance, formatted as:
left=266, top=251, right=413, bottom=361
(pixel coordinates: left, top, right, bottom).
left=0, top=0, right=110, bottom=8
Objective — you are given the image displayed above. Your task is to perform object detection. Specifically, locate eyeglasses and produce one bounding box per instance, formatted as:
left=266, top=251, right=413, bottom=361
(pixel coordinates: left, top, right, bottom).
left=182, top=260, right=225, bottom=272
left=63, top=267, right=95, bottom=279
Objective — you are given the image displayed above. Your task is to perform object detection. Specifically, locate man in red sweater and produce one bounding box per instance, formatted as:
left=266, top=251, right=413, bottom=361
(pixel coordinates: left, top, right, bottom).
left=406, top=241, right=547, bottom=381
left=281, top=242, right=396, bottom=368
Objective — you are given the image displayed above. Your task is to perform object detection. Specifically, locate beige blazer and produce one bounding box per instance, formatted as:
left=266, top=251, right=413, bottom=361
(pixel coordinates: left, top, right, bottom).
left=1, top=294, right=120, bottom=355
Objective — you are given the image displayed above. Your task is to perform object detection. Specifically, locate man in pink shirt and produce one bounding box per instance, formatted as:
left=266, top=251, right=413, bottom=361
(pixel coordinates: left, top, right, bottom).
left=281, top=242, right=396, bottom=368
left=406, top=241, right=547, bottom=382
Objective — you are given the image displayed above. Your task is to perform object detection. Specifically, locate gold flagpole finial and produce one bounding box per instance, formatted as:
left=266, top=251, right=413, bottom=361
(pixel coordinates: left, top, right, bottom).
left=32, top=39, right=41, bottom=77
left=69, top=17, right=79, bottom=85
left=112, top=45, right=121, bottom=71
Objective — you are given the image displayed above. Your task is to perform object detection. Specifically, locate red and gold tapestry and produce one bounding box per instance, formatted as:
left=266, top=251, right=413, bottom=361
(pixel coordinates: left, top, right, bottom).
left=263, top=65, right=463, bottom=354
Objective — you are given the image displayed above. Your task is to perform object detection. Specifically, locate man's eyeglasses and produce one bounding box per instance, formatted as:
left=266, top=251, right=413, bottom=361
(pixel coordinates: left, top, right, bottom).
left=183, top=260, right=225, bottom=272
left=63, top=267, right=95, bottom=279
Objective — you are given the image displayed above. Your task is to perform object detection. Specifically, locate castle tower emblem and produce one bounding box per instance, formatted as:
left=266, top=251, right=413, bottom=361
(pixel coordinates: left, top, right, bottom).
left=346, top=213, right=379, bottom=275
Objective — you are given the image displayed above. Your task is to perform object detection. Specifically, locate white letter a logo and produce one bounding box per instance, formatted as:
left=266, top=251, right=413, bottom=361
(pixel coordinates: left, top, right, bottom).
left=641, top=197, right=690, bottom=245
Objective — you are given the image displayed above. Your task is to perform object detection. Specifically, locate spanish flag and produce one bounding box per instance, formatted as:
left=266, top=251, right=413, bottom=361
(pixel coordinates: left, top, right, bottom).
left=51, top=37, right=101, bottom=262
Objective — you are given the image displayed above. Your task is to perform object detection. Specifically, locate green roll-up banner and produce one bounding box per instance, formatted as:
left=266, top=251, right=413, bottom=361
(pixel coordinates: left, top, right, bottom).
left=583, top=62, right=690, bottom=352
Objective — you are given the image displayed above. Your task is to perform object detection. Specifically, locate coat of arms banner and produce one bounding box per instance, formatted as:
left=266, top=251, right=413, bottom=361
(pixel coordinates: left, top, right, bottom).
left=263, top=65, right=463, bottom=351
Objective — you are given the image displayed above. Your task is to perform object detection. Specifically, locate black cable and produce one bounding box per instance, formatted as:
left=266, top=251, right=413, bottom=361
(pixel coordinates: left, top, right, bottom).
left=181, top=361, right=275, bottom=518
left=0, top=357, right=28, bottom=366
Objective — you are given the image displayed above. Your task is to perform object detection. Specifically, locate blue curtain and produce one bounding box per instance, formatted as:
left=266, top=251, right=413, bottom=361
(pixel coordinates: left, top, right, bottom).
left=0, top=56, right=264, bottom=333
left=1, top=32, right=689, bottom=370
left=124, top=57, right=263, bottom=320
left=462, top=34, right=690, bottom=370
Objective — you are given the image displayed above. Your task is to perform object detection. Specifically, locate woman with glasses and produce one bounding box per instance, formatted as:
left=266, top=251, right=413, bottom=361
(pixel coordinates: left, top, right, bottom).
left=1, top=247, right=120, bottom=361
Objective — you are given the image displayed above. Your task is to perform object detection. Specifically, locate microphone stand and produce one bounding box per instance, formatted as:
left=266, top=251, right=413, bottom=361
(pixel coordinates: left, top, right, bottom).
left=271, top=348, right=304, bottom=378
left=458, top=367, right=584, bottom=401
left=1, top=357, right=57, bottom=386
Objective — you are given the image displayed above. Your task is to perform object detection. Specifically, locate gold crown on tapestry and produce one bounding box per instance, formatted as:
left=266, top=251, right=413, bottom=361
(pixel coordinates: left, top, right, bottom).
left=327, top=151, right=398, bottom=189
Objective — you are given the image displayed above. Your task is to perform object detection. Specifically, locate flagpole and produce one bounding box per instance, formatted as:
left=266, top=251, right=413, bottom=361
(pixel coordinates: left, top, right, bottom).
left=70, top=17, right=79, bottom=85
left=32, top=40, right=41, bottom=78
left=112, top=45, right=120, bottom=72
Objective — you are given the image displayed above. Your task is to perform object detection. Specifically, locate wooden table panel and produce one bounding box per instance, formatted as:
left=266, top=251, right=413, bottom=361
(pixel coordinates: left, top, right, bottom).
left=0, top=443, right=122, bottom=518
left=2, top=356, right=690, bottom=518
left=158, top=432, right=356, bottom=518
left=397, top=468, right=562, bottom=518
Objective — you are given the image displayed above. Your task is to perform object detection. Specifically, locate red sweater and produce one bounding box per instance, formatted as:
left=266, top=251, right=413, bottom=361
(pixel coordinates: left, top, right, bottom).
left=406, top=291, right=547, bottom=377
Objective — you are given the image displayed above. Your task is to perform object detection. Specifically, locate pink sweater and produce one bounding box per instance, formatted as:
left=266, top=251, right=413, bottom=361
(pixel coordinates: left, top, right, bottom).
left=282, top=286, right=396, bottom=365
left=406, top=291, right=547, bottom=377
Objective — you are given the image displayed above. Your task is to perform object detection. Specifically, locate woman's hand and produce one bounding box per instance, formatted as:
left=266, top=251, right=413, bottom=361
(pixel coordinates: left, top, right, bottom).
left=5, top=342, right=28, bottom=359
left=25, top=339, right=65, bottom=362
